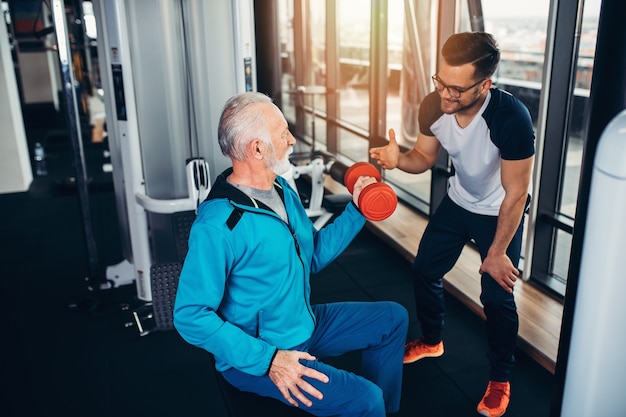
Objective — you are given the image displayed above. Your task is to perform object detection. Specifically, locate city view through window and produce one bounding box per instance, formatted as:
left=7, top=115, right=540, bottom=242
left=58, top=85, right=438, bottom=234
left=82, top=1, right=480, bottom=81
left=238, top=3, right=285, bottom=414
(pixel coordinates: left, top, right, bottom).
left=279, top=0, right=602, bottom=293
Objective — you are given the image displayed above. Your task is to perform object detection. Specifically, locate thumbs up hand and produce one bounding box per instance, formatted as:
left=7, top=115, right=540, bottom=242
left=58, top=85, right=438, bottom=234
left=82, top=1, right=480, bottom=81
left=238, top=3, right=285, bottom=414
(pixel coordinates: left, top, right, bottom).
left=370, top=128, right=400, bottom=170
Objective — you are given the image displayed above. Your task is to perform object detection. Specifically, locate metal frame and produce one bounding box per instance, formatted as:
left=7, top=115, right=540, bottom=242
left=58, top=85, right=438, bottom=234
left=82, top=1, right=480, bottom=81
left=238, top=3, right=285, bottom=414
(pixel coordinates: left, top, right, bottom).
left=368, top=0, right=388, bottom=152
left=524, top=0, right=583, bottom=292
left=426, top=0, right=457, bottom=215
left=52, top=0, right=107, bottom=290
left=325, top=0, right=339, bottom=154
left=93, top=0, right=154, bottom=300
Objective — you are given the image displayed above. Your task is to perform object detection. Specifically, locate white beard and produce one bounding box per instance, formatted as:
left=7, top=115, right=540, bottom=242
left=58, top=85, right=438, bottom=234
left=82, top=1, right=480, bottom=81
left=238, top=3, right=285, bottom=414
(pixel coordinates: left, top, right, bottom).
left=267, top=145, right=293, bottom=176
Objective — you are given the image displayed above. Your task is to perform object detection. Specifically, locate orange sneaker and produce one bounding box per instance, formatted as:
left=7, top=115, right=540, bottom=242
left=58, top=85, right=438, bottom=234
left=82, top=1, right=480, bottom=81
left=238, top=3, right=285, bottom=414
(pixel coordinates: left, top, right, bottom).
left=477, top=381, right=511, bottom=417
left=403, top=338, right=444, bottom=364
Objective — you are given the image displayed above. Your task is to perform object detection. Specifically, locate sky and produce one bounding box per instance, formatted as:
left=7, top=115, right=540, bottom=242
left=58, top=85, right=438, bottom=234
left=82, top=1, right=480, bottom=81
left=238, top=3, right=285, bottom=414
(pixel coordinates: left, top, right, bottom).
left=343, top=0, right=604, bottom=22
left=481, top=0, right=602, bottom=19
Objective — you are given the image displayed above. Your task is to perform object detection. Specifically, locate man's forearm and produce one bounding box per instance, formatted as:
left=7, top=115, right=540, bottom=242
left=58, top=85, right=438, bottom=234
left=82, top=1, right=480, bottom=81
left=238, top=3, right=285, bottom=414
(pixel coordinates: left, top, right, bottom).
left=397, top=149, right=434, bottom=174
left=488, top=194, right=527, bottom=256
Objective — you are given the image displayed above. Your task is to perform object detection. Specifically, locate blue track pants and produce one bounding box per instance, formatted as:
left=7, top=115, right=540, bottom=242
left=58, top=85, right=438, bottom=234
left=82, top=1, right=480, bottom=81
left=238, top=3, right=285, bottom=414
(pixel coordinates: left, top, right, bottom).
left=222, top=301, right=408, bottom=416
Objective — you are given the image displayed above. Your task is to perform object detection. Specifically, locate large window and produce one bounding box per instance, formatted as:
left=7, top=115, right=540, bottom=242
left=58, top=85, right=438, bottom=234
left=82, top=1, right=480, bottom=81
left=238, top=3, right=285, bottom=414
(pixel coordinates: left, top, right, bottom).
left=551, top=1, right=601, bottom=281
left=337, top=0, right=370, bottom=132
left=278, top=0, right=602, bottom=297
left=520, top=0, right=601, bottom=296
left=383, top=0, right=435, bottom=212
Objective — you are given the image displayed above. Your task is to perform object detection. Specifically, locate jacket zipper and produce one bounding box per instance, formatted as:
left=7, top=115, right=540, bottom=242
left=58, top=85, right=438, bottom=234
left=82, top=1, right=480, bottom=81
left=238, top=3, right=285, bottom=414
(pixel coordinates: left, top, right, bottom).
left=287, top=223, right=316, bottom=325
left=232, top=202, right=316, bottom=325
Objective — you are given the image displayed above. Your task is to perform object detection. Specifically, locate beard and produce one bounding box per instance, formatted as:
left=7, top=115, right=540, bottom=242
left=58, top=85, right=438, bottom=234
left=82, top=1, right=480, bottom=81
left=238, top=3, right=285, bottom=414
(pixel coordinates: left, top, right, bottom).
left=440, top=91, right=484, bottom=115
left=266, top=143, right=293, bottom=176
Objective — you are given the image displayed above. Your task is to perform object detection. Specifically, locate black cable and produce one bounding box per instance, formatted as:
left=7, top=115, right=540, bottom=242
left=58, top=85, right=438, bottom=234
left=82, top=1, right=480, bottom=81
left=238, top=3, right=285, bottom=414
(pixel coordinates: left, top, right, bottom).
left=32, top=0, right=53, bottom=39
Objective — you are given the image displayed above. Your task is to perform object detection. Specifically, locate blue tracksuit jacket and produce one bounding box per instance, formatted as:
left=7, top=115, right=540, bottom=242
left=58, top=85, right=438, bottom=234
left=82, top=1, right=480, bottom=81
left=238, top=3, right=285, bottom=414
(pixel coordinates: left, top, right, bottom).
left=173, top=168, right=366, bottom=376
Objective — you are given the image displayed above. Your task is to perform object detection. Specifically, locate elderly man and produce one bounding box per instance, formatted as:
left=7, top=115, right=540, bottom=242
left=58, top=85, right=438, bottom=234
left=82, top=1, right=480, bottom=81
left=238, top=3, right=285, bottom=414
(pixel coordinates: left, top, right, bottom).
left=174, top=92, right=408, bottom=417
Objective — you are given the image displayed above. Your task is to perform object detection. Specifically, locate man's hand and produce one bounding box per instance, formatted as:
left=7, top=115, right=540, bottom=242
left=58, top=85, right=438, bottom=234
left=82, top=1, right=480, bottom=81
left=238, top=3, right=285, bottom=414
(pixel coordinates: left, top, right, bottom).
left=268, top=350, right=329, bottom=407
left=479, top=253, right=519, bottom=293
left=351, top=175, right=378, bottom=207
left=370, top=128, right=400, bottom=170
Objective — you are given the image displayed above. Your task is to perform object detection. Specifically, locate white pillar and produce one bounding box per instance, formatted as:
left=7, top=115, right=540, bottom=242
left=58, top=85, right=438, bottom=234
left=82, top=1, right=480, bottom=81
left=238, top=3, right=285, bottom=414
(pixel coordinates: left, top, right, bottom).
left=0, top=16, right=32, bottom=194
left=561, top=110, right=626, bottom=416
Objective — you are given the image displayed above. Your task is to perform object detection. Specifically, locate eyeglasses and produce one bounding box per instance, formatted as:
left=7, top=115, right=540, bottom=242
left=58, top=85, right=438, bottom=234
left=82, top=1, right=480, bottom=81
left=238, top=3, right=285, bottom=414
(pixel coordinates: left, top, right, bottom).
left=431, top=74, right=486, bottom=98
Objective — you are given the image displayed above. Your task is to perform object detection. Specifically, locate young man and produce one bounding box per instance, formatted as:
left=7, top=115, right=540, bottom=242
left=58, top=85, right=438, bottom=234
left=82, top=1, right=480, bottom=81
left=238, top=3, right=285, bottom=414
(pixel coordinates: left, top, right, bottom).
left=174, top=92, right=408, bottom=417
left=370, top=32, right=535, bottom=417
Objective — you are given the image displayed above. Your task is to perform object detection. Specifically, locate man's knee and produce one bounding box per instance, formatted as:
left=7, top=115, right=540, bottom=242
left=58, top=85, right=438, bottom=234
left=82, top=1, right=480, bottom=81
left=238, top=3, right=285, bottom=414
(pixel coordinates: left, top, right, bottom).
left=480, top=281, right=517, bottom=312
left=481, top=289, right=518, bottom=327
left=387, top=301, right=409, bottom=330
left=410, top=258, right=445, bottom=286
left=349, top=381, right=385, bottom=417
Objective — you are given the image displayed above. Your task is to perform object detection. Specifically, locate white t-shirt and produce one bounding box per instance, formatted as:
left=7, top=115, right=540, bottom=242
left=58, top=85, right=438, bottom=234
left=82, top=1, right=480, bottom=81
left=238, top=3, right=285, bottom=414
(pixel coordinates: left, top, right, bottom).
left=419, top=88, right=535, bottom=216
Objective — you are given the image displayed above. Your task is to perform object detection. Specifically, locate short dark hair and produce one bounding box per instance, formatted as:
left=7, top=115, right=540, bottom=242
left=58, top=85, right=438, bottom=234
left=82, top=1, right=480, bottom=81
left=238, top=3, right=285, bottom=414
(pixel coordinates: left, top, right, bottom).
left=441, top=32, right=500, bottom=79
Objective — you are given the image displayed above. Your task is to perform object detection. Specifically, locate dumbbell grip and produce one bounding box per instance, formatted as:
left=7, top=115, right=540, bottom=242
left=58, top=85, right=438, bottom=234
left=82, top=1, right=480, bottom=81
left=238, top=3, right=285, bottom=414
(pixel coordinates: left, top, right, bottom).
left=342, top=162, right=397, bottom=221
left=327, top=160, right=350, bottom=186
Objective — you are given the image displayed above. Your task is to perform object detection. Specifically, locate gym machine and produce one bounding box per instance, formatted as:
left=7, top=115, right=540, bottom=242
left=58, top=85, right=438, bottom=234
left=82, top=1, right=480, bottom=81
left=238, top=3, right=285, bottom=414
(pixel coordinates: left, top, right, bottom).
left=93, top=0, right=255, bottom=306
left=92, top=0, right=397, bottom=335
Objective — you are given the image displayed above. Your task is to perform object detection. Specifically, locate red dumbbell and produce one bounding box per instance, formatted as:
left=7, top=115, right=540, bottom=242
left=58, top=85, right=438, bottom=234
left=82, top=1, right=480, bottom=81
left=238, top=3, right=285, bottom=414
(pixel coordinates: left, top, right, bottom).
left=344, top=162, right=398, bottom=221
